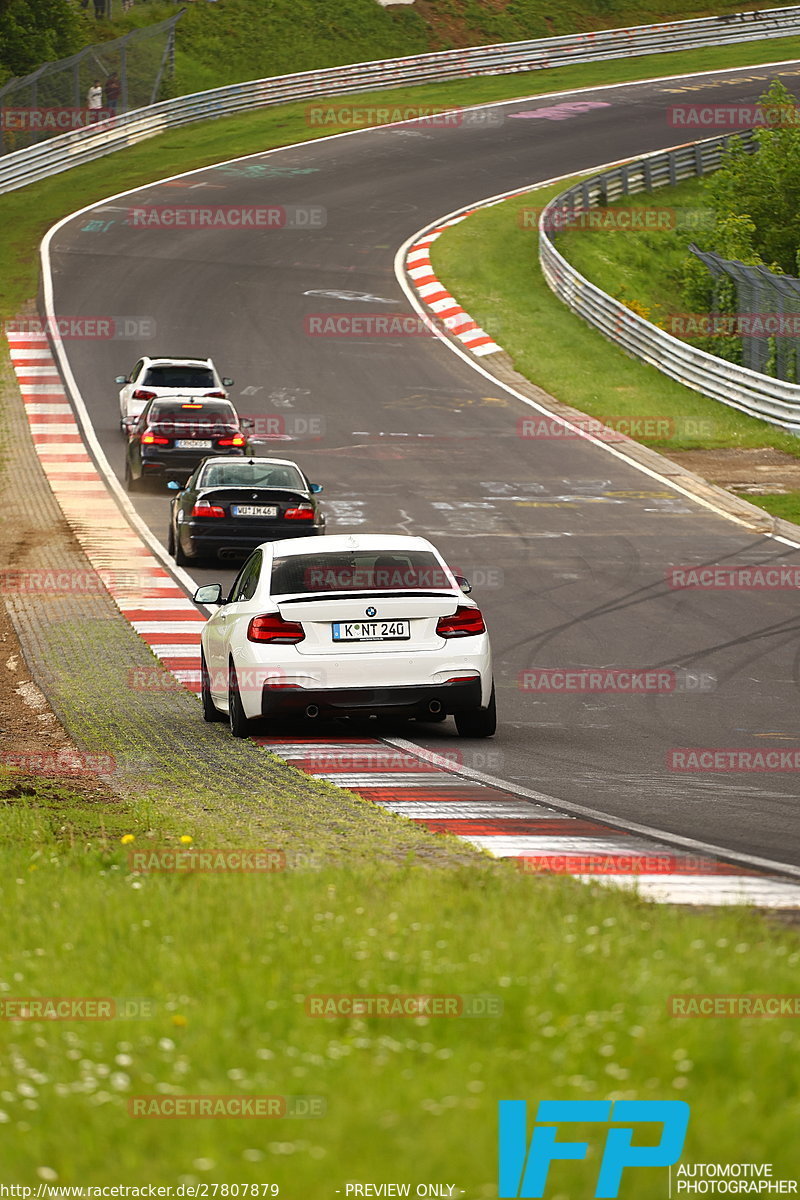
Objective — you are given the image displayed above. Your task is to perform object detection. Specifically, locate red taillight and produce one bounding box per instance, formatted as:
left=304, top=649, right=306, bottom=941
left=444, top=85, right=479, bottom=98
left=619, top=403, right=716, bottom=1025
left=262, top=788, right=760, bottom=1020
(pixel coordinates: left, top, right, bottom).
left=284, top=504, right=315, bottom=521
left=217, top=434, right=245, bottom=447
left=247, top=614, right=305, bottom=644
left=205, top=391, right=227, bottom=398
left=132, top=389, right=156, bottom=401
left=436, top=606, right=486, bottom=638
left=191, top=503, right=225, bottom=518
left=141, top=431, right=170, bottom=445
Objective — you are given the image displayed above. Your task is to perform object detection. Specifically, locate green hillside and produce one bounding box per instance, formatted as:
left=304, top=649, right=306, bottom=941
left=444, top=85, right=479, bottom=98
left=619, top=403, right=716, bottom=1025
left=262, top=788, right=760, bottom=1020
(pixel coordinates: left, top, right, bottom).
left=86, top=0, right=794, bottom=95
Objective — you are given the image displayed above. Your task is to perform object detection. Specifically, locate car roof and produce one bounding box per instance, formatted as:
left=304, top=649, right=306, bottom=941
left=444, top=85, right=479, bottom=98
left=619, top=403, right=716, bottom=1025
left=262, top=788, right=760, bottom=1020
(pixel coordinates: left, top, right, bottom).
left=199, top=456, right=302, bottom=468
left=144, top=356, right=214, bottom=366
left=150, top=395, right=234, bottom=407
left=262, top=534, right=438, bottom=559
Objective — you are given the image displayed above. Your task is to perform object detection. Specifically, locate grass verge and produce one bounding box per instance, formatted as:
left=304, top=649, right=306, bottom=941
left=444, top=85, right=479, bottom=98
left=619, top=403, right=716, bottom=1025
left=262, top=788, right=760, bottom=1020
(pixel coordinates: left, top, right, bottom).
left=429, top=177, right=800, bottom=523
left=0, top=799, right=798, bottom=1184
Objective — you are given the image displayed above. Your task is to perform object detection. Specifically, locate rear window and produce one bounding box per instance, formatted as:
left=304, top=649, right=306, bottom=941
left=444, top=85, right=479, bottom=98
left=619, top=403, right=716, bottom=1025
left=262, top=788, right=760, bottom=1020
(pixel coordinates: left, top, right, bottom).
left=150, top=401, right=236, bottom=427
left=199, top=463, right=305, bottom=490
left=143, top=366, right=216, bottom=388
left=270, top=550, right=451, bottom=596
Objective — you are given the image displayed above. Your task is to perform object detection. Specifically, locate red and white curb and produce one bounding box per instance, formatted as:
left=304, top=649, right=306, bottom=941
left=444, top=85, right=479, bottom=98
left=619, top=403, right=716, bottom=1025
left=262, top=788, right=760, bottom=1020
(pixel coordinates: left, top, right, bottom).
left=6, top=329, right=205, bottom=693
left=405, top=217, right=502, bottom=357
left=6, top=329, right=800, bottom=908
left=258, top=740, right=800, bottom=908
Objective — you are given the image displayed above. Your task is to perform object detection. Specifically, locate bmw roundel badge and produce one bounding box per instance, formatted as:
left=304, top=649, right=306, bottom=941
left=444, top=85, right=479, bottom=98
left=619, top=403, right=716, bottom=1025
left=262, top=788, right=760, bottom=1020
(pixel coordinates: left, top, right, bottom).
left=366, top=606, right=377, bottom=618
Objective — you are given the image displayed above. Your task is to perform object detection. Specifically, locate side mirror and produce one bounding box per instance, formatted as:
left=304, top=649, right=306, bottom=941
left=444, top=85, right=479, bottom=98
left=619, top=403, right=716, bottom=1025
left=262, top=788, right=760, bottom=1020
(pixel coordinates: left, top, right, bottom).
left=240, top=417, right=255, bottom=429
left=166, top=480, right=182, bottom=491
left=222, top=378, right=234, bottom=387
left=310, top=483, right=323, bottom=494
left=121, top=416, right=137, bottom=435
left=454, top=575, right=472, bottom=595
left=114, top=375, right=128, bottom=384
left=193, top=584, right=225, bottom=606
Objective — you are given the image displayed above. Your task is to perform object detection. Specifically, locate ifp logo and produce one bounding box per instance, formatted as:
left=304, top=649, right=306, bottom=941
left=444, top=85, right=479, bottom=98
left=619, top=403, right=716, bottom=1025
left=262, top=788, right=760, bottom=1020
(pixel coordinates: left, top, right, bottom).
left=498, top=1100, right=689, bottom=1197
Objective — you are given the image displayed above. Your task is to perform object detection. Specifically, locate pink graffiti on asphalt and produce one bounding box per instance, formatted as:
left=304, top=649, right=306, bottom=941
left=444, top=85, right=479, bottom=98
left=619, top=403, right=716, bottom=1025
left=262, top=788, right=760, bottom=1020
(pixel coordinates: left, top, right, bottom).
left=509, top=101, right=612, bottom=120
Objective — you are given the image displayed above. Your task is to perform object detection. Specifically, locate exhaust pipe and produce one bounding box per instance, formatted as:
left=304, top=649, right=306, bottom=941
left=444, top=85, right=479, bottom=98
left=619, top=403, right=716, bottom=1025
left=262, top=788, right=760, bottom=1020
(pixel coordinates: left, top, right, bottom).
left=305, top=704, right=320, bottom=719
left=428, top=699, right=442, bottom=715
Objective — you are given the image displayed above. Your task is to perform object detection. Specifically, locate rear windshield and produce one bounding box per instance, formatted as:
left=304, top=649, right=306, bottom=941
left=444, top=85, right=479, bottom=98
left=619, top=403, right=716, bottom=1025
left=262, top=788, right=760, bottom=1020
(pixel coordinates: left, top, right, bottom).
left=199, top=463, right=305, bottom=490
left=143, top=366, right=216, bottom=388
left=270, top=550, right=451, bottom=596
left=150, top=401, right=236, bottom=427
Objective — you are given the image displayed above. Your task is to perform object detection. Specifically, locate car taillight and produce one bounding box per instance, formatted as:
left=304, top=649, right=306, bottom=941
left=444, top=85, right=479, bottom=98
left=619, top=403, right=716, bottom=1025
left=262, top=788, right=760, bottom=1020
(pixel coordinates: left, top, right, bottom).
left=132, top=389, right=156, bottom=401
left=247, top=614, right=305, bottom=644
left=191, top=504, right=225, bottom=518
left=284, top=504, right=315, bottom=521
left=436, top=606, right=486, bottom=638
left=205, top=391, right=227, bottom=398
left=141, top=431, right=170, bottom=445
left=217, top=434, right=245, bottom=447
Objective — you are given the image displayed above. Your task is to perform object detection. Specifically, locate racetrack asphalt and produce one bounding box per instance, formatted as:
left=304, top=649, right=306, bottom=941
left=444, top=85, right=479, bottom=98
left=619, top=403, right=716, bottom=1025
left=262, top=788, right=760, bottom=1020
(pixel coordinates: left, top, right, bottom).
left=45, top=61, right=800, bottom=867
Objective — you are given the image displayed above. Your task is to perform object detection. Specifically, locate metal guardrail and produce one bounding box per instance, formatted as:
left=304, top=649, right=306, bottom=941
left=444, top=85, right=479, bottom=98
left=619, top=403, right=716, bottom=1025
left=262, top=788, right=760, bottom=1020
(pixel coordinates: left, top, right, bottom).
left=538, top=134, right=800, bottom=433
left=2, top=6, right=800, bottom=194
left=0, top=11, right=183, bottom=155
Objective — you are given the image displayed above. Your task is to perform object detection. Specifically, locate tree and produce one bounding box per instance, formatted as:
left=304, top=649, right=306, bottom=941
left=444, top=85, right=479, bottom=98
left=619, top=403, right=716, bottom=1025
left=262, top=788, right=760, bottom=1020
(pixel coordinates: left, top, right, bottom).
left=0, top=0, right=87, bottom=83
left=703, top=80, right=800, bottom=274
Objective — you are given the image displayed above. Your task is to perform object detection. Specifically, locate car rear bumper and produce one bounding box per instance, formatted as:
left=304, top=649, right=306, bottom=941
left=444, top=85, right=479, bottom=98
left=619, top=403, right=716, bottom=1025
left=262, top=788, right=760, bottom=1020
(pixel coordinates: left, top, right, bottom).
left=142, top=449, right=245, bottom=477
left=260, top=677, right=482, bottom=718
left=186, top=524, right=323, bottom=558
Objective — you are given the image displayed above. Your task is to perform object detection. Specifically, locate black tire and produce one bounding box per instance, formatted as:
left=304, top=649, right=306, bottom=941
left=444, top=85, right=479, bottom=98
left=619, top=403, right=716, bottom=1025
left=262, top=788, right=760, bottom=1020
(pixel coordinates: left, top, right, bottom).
left=174, top=529, right=190, bottom=567
left=454, top=684, right=496, bottom=739
left=201, top=649, right=225, bottom=723
left=167, top=523, right=176, bottom=557
left=124, top=460, right=142, bottom=493
left=227, top=661, right=252, bottom=738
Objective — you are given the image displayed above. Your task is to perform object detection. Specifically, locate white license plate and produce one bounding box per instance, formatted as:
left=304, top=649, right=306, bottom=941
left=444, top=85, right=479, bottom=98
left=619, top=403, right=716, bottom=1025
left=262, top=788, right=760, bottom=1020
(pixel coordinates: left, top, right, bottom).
left=231, top=505, right=278, bottom=517
left=175, top=439, right=212, bottom=449
left=332, top=620, right=410, bottom=642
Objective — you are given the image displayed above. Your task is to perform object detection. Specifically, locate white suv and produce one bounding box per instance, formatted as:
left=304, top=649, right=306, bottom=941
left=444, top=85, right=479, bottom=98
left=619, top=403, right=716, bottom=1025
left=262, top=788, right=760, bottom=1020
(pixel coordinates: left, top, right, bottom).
left=116, top=356, right=233, bottom=428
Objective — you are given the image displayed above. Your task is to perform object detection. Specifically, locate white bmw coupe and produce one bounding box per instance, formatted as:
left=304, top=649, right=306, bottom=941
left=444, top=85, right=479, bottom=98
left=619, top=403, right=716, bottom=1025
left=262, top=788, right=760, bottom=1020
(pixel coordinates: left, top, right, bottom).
left=194, top=533, right=495, bottom=738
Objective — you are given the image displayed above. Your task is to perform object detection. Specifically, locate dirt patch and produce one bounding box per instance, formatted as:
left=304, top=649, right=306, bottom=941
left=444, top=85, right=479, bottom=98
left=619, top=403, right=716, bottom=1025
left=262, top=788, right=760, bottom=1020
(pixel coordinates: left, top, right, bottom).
left=668, top=447, right=800, bottom=495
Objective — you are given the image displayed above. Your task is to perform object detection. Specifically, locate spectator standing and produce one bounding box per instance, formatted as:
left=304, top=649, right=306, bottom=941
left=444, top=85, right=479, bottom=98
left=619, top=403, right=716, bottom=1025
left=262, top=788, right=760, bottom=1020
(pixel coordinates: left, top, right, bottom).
left=87, top=80, right=103, bottom=123
left=105, top=73, right=121, bottom=113
left=94, top=0, right=106, bottom=17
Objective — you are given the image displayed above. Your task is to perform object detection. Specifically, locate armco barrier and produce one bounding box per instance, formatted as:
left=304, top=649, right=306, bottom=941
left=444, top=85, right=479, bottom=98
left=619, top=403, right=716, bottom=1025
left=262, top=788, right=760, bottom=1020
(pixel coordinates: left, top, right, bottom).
left=2, top=6, right=800, bottom=193
left=538, top=133, right=800, bottom=433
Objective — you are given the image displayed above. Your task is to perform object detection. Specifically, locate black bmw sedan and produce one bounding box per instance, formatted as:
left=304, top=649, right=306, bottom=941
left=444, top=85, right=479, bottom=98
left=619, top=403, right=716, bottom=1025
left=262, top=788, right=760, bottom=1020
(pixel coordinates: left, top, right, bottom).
left=124, top=397, right=250, bottom=490
left=167, top=456, right=325, bottom=565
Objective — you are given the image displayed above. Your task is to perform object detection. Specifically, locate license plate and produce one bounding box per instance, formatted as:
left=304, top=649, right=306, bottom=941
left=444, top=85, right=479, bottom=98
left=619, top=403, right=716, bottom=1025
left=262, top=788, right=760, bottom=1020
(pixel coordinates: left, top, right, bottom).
left=231, top=505, right=278, bottom=518
left=332, top=620, right=410, bottom=642
left=175, top=439, right=212, bottom=449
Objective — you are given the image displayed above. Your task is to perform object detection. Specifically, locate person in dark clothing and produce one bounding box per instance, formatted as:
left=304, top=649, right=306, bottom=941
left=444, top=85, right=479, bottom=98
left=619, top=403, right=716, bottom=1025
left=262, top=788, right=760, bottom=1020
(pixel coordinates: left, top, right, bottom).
left=93, top=0, right=106, bottom=17
left=105, top=73, right=121, bottom=113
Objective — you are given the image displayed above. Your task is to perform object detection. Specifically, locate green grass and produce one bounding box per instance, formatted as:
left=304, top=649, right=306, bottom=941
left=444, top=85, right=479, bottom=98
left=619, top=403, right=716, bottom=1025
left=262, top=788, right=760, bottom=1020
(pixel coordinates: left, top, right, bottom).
left=4, top=33, right=800, bottom=319
left=92, top=0, right=800, bottom=98
left=3, top=37, right=800, bottom=1182
left=742, top=490, right=800, bottom=521
left=0, top=792, right=798, bottom=1184
left=554, top=179, right=711, bottom=330
left=429, top=179, right=800, bottom=534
